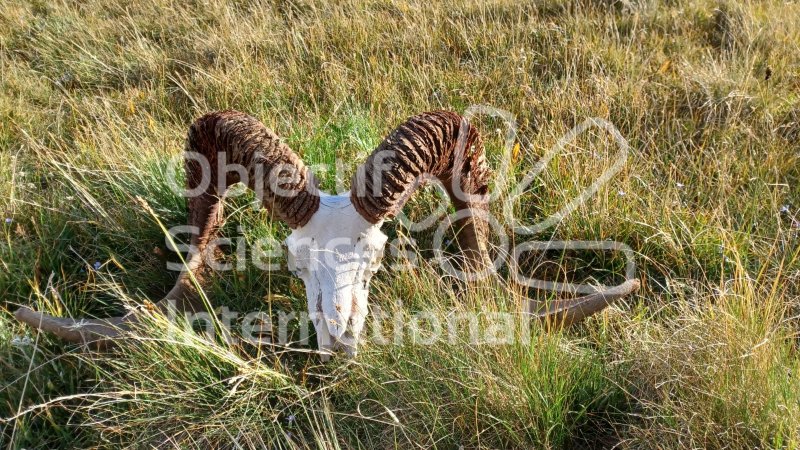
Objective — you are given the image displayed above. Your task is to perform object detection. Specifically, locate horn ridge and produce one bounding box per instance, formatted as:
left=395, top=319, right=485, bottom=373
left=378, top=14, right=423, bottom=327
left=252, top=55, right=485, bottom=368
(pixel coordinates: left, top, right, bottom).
left=350, top=110, right=491, bottom=271
left=14, top=110, right=320, bottom=346
left=351, top=110, right=490, bottom=224
left=193, top=110, right=320, bottom=228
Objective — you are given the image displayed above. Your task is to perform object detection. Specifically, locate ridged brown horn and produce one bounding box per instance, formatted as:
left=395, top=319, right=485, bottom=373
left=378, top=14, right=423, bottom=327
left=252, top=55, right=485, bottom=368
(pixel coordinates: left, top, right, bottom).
left=15, top=110, right=319, bottom=346
left=352, top=110, right=640, bottom=324
left=351, top=110, right=492, bottom=270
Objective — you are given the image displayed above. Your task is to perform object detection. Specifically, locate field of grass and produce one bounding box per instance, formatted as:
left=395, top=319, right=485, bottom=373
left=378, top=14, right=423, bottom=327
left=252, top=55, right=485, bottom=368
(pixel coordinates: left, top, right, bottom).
left=1, top=0, right=799, bottom=448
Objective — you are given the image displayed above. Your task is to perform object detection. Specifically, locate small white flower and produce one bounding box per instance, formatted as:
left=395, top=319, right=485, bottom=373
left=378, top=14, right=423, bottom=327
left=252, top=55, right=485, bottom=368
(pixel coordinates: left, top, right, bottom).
left=780, top=205, right=790, bottom=214
left=11, top=335, right=33, bottom=347
left=676, top=182, right=685, bottom=188
left=617, top=190, right=626, bottom=196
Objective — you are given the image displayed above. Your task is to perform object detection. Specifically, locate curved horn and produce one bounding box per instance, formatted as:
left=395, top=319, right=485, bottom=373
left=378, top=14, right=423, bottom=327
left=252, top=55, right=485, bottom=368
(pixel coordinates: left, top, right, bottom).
left=15, top=110, right=319, bottom=346
left=351, top=110, right=492, bottom=270
left=532, top=279, right=641, bottom=326
left=351, top=111, right=640, bottom=324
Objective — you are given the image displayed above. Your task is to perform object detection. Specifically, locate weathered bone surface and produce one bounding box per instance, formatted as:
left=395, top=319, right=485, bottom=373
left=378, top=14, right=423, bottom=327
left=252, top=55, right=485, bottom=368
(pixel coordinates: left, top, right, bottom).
left=285, top=193, right=386, bottom=359
left=14, top=109, right=640, bottom=357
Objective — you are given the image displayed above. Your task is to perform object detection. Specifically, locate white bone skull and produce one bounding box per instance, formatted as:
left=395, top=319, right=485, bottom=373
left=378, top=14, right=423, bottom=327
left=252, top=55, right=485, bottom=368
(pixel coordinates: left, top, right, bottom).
left=285, top=193, right=386, bottom=359
left=12, top=110, right=640, bottom=358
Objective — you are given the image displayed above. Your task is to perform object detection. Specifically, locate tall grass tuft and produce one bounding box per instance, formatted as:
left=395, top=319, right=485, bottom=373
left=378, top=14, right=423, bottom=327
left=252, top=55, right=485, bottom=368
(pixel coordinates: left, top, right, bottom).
left=2, top=0, right=799, bottom=448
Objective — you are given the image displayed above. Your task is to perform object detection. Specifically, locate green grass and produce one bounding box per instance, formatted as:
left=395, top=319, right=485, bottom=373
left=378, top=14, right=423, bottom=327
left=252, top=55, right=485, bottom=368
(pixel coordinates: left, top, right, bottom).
left=1, top=0, right=799, bottom=448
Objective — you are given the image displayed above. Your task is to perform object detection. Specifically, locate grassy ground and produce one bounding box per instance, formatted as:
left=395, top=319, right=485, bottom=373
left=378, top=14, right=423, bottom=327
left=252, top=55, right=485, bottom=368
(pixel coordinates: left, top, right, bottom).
left=1, top=0, right=799, bottom=448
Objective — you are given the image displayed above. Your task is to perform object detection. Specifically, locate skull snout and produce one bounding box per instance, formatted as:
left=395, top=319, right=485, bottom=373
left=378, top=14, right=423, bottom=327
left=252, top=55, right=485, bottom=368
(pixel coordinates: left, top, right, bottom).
left=319, top=276, right=355, bottom=340
left=284, top=201, right=388, bottom=359
left=303, top=244, right=376, bottom=358
left=319, top=278, right=370, bottom=358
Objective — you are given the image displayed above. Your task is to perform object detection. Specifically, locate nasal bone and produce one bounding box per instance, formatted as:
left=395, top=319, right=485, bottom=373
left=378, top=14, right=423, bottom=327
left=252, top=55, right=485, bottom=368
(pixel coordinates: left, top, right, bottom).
left=320, top=283, right=354, bottom=340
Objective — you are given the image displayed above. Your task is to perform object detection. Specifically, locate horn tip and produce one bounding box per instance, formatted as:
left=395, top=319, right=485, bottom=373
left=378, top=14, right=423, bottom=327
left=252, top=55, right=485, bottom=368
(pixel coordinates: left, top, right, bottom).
left=14, top=306, right=39, bottom=325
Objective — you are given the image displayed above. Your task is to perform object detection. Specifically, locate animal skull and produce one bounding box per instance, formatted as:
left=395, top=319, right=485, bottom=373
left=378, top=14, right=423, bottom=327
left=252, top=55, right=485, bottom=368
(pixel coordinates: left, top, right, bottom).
left=14, top=109, right=640, bottom=357
left=285, top=194, right=386, bottom=358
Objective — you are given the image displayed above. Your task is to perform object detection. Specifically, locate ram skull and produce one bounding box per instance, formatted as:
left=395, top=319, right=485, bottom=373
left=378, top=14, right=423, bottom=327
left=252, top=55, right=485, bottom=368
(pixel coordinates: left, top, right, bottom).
left=14, top=110, right=640, bottom=358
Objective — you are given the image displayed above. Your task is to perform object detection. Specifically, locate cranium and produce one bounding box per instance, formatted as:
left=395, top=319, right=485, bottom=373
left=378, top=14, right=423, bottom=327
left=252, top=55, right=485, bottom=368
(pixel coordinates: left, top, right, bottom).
left=15, top=110, right=640, bottom=358
left=284, top=194, right=386, bottom=358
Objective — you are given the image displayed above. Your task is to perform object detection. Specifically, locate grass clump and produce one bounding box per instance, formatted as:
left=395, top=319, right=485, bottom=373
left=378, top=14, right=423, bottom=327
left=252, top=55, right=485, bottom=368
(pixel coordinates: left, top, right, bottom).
left=1, top=0, right=799, bottom=448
